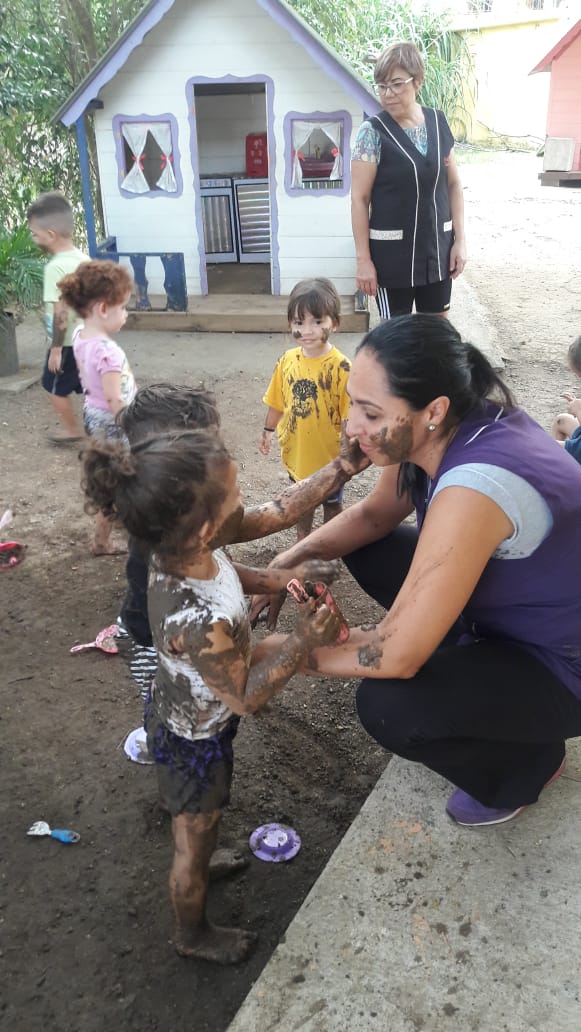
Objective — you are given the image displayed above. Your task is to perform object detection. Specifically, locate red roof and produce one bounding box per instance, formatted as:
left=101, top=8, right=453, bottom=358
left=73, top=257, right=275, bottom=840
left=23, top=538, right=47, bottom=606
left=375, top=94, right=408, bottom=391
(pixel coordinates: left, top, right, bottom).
left=531, top=18, right=581, bottom=73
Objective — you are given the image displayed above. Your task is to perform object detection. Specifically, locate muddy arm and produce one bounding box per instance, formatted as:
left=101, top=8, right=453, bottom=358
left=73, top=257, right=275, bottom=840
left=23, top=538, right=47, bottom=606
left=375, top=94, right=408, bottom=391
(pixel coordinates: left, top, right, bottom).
left=180, top=608, right=340, bottom=716
left=234, top=439, right=370, bottom=544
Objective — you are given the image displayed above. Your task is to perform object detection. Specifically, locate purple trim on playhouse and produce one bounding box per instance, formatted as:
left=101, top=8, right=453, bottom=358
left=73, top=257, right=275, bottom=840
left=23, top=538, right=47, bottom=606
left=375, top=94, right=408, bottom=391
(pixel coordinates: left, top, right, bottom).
left=186, top=75, right=280, bottom=297
left=54, top=0, right=175, bottom=127
left=112, top=113, right=183, bottom=200
left=283, top=109, right=352, bottom=198
left=257, top=0, right=379, bottom=114
left=53, top=0, right=377, bottom=128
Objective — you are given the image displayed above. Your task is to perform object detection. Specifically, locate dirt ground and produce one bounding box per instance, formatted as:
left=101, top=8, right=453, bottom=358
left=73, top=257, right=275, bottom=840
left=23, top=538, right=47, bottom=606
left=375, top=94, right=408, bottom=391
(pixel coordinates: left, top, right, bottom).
left=1, top=150, right=580, bottom=1032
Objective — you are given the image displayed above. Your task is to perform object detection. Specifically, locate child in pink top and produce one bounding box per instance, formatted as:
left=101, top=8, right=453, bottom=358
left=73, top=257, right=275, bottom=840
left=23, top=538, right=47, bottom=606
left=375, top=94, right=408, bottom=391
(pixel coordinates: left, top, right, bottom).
left=58, top=260, right=137, bottom=555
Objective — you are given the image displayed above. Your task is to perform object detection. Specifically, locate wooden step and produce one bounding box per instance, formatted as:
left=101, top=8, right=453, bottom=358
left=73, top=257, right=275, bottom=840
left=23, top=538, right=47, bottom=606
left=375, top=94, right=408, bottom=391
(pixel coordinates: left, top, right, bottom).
left=125, top=294, right=369, bottom=334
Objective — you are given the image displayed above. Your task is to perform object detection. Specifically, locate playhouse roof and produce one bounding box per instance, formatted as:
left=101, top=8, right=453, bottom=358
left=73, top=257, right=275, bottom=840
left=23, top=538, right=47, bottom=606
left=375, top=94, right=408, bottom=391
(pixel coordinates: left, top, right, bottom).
left=530, top=17, right=581, bottom=74
left=54, top=0, right=378, bottom=127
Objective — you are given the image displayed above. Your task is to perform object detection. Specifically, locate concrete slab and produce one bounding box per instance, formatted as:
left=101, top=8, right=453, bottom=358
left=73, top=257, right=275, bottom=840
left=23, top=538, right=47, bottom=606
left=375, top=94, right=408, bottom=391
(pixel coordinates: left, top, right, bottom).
left=451, top=276, right=505, bottom=370
left=0, top=369, right=40, bottom=393
left=228, top=741, right=581, bottom=1032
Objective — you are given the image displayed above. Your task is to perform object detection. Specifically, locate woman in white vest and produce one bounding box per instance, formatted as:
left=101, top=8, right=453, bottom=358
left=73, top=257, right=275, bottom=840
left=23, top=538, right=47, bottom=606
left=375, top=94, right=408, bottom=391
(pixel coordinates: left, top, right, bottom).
left=351, top=41, right=467, bottom=320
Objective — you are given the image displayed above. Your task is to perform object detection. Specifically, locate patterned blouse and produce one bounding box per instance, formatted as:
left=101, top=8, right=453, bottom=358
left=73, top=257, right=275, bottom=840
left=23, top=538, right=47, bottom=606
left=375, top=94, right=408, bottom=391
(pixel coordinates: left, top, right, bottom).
left=351, top=120, right=428, bottom=162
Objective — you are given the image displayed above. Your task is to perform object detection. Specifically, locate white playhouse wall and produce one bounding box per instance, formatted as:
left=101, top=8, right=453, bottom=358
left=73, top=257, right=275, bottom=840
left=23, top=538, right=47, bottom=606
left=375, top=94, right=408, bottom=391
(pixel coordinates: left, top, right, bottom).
left=93, top=0, right=365, bottom=297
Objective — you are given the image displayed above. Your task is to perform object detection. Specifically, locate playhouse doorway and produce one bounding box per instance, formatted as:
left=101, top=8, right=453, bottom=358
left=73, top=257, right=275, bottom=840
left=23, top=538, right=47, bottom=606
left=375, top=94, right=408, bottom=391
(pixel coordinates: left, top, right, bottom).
left=192, top=80, right=273, bottom=295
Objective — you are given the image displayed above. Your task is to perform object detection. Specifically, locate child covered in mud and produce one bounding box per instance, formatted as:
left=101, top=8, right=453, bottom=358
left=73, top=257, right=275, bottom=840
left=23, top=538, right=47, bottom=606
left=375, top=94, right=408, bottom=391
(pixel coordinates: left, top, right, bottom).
left=550, top=335, right=581, bottom=465
left=259, top=278, right=351, bottom=539
left=83, top=429, right=341, bottom=965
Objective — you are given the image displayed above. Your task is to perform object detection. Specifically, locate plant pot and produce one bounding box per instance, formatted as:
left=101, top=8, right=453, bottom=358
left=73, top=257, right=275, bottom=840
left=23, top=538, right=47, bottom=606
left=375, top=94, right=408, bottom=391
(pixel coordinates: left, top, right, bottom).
left=0, top=311, right=19, bottom=377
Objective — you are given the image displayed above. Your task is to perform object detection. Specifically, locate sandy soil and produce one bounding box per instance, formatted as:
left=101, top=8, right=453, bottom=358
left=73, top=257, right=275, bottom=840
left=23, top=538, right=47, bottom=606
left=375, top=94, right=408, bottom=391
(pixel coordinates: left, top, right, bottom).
left=1, top=150, right=580, bottom=1032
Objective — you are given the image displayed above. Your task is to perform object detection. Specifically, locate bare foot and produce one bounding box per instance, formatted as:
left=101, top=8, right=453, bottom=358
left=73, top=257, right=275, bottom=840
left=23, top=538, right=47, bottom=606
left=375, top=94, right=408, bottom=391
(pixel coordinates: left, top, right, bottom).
left=47, top=431, right=83, bottom=444
left=175, top=923, right=257, bottom=964
left=209, top=848, right=249, bottom=881
left=92, top=543, right=127, bottom=557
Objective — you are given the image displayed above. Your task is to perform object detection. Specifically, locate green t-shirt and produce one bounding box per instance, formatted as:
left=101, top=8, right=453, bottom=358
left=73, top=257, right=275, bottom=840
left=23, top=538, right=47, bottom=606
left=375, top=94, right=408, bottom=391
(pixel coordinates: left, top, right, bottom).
left=43, top=248, right=88, bottom=347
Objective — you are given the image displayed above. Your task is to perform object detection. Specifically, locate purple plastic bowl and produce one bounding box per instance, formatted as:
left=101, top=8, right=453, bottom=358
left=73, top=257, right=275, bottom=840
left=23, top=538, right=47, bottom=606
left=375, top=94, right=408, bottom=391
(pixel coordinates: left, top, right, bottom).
left=249, top=822, right=301, bottom=863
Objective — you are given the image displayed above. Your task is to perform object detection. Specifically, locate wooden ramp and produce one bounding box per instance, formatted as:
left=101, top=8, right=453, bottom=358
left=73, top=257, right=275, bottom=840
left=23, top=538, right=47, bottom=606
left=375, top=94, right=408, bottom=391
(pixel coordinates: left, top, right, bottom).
left=125, top=294, right=369, bottom=334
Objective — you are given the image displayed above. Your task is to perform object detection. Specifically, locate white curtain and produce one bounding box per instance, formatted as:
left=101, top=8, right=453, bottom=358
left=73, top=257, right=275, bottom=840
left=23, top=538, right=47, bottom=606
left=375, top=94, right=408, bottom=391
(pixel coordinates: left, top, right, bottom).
left=319, top=121, right=343, bottom=180
left=291, top=121, right=318, bottom=188
left=290, top=121, right=343, bottom=187
left=148, top=122, right=177, bottom=192
left=121, top=123, right=151, bottom=194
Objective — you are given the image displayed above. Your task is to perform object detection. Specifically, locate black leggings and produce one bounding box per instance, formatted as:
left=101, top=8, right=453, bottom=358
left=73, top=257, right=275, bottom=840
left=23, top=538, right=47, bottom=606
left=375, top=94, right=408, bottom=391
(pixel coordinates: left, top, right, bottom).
left=344, top=528, right=581, bottom=808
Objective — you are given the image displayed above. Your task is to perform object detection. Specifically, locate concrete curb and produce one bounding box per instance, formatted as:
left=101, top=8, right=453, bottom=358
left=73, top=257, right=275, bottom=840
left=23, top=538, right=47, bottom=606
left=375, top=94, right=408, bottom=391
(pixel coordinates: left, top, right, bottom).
left=228, top=741, right=581, bottom=1032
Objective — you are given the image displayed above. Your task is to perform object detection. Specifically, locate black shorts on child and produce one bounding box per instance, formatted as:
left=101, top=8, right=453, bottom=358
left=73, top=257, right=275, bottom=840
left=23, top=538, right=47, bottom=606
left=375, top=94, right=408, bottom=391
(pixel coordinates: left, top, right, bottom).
left=145, top=699, right=239, bottom=817
left=41, top=345, right=83, bottom=397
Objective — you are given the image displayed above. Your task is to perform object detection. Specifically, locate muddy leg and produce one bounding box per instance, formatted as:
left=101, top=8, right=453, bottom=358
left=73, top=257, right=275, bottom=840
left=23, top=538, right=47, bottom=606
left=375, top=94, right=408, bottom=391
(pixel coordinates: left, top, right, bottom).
left=170, top=811, right=256, bottom=964
left=93, top=512, right=126, bottom=555
left=296, top=507, right=315, bottom=541
left=322, top=500, right=343, bottom=525
left=49, top=394, right=83, bottom=438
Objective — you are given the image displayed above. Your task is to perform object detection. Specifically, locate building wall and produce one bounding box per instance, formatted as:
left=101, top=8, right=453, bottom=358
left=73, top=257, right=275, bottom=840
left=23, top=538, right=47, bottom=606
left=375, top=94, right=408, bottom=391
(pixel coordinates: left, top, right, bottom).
left=545, top=34, right=581, bottom=169
left=93, top=0, right=366, bottom=296
left=459, top=17, right=559, bottom=144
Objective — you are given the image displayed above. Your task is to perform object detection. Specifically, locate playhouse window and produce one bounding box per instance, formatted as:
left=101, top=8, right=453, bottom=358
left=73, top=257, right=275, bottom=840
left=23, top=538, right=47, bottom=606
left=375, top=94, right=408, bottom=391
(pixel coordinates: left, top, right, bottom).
left=119, top=121, right=177, bottom=195
left=289, top=118, right=345, bottom=191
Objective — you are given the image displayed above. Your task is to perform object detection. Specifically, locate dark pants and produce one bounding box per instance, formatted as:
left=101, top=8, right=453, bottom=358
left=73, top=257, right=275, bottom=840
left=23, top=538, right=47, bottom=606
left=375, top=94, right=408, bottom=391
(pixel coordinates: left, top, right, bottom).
left=120, top=539, right=152, bottom=647
left=344, top=528, right=581, bottom=808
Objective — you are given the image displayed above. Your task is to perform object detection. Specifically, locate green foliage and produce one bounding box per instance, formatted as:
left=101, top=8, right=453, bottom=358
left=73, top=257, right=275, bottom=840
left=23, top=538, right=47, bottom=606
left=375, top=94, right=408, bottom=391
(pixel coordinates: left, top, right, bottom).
left=0, top=224, right=45, bottom=312
left=289, top=0, right=473, bottom=138
left=0, top=0, right=474, bottom=235
left=0, top=0, right=142, bottom=231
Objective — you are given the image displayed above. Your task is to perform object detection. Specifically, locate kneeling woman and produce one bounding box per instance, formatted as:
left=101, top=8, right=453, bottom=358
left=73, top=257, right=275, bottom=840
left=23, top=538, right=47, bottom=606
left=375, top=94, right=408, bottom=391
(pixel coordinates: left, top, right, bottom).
left=259, top=315, right=581, bottom=827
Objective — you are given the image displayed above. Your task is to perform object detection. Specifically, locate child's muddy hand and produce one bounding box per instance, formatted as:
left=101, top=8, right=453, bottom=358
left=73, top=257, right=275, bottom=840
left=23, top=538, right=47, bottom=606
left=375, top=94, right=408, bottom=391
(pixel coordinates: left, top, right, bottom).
left=294, top=559, right=341, bottom=585
left=339, top=431, right=370, bottom=476
left=249, top=590, right=285, bottom=630
left=300, top=602, right=341, bottom=647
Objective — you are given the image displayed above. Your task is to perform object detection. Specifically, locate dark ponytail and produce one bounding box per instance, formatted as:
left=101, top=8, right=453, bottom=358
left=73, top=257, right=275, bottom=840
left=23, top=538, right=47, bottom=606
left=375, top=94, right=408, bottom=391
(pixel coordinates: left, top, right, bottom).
left=356, top=315, right=515, bottom=499
left=357, top=314, right=514, bottom=424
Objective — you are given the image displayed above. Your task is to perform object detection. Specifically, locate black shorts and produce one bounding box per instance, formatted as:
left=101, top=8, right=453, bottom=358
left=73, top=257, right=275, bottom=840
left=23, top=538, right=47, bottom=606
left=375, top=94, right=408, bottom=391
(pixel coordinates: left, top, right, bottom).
left=375, top=279, right=452, bottom=320
left=145, top=700, right=239, bottom=817
left=41, top=346, right=83, bottom=397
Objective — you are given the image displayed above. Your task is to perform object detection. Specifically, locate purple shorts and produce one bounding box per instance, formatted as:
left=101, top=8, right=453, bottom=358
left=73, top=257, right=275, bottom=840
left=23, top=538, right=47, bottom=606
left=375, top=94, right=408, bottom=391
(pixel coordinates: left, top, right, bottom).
left=144, top=699, right=239, bottom=817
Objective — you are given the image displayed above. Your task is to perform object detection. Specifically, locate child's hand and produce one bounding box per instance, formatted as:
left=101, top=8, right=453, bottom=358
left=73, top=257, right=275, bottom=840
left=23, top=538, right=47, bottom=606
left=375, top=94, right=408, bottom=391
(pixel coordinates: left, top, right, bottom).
left=562, top=394, right=581, bottom=420
left=292, top=559, right=342, bottom=585
left=339, top=430, right=370, bottom=475
left=297, top=600, right=341, bottom=648
left=258, top=429, right=272, bottom=456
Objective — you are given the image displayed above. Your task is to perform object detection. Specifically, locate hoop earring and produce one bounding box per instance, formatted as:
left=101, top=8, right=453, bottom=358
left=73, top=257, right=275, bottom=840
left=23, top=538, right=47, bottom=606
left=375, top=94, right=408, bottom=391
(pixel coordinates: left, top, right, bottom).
left=427, top=423, right=436, bottom=432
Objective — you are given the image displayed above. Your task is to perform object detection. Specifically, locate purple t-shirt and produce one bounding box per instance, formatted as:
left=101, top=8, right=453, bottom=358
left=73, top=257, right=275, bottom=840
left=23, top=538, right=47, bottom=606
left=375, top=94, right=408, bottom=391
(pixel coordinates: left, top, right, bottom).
left=73, top=327, right=136, bottom=411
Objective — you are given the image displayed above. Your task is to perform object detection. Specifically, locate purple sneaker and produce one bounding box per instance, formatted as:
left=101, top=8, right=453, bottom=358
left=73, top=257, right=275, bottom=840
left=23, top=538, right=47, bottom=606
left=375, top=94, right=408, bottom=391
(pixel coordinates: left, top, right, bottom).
left=446, top=757, right=566, bottom=828
left=446, top=791, right=524, bottom=826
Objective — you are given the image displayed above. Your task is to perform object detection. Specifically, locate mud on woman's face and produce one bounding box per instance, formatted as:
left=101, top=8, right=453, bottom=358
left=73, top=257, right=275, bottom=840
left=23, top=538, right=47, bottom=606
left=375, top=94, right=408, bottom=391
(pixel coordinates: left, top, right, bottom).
left=345, top=350, right=417, bottom=466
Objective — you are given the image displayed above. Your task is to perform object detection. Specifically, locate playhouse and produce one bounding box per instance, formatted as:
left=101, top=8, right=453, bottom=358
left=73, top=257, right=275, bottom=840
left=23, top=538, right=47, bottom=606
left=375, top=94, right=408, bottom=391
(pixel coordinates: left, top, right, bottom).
left=54, top=0, right=380, bottom=321
left=531, top=17, right=581, bottom=187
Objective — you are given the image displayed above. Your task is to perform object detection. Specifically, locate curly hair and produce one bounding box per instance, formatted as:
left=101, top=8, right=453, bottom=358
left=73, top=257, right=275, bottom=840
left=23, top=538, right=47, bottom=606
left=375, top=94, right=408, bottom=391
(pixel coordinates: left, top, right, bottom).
left=58, top=260, right=133, bottom=317
left=82, top=429, right=231, bottom=575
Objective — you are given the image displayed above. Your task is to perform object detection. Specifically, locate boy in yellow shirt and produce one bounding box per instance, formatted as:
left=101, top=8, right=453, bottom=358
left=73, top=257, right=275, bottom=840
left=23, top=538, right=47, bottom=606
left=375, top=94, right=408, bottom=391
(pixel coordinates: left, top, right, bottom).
left=259, top=278, right=350, bottom=539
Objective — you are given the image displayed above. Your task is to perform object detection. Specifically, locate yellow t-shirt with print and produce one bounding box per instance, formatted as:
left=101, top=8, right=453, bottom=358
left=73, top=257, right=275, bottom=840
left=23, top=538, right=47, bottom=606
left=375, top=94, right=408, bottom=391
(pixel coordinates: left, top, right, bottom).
left=263, top=345, right=351, bottom=481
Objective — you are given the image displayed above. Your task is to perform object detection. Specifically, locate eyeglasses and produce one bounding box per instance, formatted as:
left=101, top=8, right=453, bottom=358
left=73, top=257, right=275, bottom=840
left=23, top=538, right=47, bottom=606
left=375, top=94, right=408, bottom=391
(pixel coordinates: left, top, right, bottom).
left=374, top=77, right=414, bottom=96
